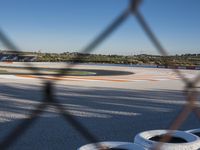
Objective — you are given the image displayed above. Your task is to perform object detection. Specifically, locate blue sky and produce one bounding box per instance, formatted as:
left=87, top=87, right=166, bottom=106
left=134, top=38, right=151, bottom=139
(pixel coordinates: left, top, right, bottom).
left=0, top=0, right=199, bottom=55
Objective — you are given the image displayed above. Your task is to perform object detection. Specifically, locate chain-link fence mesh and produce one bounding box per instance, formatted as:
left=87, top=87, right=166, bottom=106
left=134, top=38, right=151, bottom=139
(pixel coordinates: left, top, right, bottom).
left=0, top=0, right=200, bottom=149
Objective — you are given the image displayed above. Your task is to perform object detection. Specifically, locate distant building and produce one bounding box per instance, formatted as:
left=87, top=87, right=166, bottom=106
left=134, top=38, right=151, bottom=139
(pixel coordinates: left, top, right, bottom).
left=0, top=50, right=37, bottom=62
left=18, top=55, right=37, bottom=62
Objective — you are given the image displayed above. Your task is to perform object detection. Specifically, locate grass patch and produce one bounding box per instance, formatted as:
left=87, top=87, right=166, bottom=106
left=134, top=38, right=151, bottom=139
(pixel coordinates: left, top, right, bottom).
left=52, top=70, right=96, bottom=76
left=0, top=70, right=8, bottom=74
left=0, top=68, right=96, bottom=76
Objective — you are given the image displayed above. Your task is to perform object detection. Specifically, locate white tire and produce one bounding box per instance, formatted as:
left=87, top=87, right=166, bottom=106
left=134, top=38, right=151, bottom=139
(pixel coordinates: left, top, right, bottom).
left=134, top=130, right=200, bottom=150
left=78, top=141, right=145, bottom=150
left=186, top=128, right=200, bottom=137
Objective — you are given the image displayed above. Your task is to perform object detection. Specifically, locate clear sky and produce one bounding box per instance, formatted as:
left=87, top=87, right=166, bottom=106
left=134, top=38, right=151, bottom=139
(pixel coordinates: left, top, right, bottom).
left=0, top=0, right=199, bottom=55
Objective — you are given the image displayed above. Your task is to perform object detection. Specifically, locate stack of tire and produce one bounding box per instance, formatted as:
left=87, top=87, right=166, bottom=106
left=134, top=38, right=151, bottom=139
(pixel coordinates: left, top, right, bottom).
left=77, top=129, right=200, bottom=150
left=186, top=129, right=200, bottom=138
left=77, top=141, right=145, bottom=150
left=134, top=129, right=200, bottom=150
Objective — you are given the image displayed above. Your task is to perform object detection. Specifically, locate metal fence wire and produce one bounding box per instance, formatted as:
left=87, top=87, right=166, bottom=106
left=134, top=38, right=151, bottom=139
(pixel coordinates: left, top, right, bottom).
left=0, top=0, right=200, bottom=149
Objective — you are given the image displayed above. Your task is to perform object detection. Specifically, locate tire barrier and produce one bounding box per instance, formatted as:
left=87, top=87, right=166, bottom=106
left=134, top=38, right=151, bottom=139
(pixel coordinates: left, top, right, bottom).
left=157, top=65, right=200, bottom=70
left=134, top=130, right=200, bottom=150
left=186, top=129, right=200, bottom=138
left=78, top=141, right=145, bottom=150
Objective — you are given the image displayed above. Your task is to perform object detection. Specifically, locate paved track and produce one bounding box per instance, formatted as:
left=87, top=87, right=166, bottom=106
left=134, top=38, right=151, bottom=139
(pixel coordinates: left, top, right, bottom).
left=0, top=63, right=199, bottom=150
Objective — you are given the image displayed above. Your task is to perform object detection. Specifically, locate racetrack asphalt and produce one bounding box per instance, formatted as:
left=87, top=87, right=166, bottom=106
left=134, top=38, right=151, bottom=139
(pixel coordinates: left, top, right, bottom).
left=0, top=63, right=199, bottom=150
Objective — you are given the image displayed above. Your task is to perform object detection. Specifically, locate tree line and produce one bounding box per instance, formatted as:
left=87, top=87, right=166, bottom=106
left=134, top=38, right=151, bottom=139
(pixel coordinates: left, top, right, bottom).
left=36, top=52, right=200, bottom=66
left=0, top=50, right=199, bottom=66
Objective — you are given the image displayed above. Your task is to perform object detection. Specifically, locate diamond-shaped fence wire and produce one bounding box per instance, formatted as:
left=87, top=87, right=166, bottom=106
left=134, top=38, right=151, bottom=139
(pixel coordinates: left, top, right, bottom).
left=0, top=0, right=200, bottom=149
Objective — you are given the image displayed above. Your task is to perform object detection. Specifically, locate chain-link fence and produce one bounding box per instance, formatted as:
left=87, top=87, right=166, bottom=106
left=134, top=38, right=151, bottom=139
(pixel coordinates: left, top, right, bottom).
left=0, top=0, right=200, bottom=149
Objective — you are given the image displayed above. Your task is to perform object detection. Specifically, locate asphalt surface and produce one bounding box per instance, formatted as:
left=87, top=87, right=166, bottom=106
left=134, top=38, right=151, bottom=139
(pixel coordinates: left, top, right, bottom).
left=0, top=63, right=199, bottom=150
left=0, top=65, right=134, bottom=76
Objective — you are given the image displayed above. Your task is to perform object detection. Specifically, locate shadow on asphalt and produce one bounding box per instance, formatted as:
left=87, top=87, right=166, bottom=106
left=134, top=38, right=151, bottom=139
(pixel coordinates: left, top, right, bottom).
left=0, top=83, right=199, bottom=150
